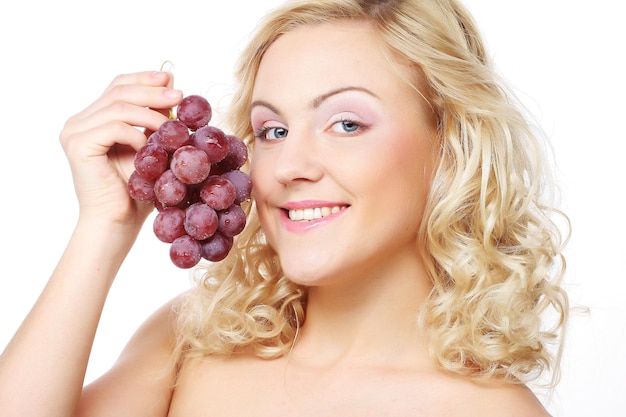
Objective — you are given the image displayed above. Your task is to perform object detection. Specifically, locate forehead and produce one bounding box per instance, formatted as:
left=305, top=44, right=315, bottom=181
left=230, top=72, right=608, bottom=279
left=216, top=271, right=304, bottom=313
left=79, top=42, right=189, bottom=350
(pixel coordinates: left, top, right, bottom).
left=252, top=21, right=417, bottom=103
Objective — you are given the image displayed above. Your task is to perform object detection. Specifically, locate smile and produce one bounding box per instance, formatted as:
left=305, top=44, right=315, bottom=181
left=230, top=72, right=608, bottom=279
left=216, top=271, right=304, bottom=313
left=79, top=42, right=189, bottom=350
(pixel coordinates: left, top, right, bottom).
left=288, top=206, right=346, bottom=222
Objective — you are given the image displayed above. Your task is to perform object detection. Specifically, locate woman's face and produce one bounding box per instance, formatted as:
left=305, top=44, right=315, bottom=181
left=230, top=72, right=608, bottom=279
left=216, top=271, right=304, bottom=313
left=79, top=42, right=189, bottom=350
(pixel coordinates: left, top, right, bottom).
left=249, top=21, right=436, bottom=286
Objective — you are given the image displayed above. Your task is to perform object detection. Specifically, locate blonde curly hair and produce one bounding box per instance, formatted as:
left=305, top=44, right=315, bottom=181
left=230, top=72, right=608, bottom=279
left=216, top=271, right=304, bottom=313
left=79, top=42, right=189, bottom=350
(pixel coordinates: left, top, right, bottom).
left=173, top=0, right=569, bottom=386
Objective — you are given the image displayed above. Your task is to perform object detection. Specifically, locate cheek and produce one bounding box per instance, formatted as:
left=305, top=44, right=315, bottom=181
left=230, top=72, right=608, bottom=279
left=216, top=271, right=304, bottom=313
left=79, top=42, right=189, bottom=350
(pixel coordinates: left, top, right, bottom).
left=386, top=132, right=435, bottom=206
left=249, top=153, right=270, bottom=196
left=248, top=153, right=276, bottom=228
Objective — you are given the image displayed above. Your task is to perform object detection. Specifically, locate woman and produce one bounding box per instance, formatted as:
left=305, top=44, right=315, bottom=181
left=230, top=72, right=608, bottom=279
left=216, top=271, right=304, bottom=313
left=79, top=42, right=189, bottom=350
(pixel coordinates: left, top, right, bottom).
left=0, top=0, right=569, bottom=415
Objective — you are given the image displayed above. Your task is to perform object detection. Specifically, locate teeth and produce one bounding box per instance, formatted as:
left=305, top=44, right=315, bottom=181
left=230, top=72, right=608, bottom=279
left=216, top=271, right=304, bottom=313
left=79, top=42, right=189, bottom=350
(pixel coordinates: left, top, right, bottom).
left=288, top=206, right=343, bottom=221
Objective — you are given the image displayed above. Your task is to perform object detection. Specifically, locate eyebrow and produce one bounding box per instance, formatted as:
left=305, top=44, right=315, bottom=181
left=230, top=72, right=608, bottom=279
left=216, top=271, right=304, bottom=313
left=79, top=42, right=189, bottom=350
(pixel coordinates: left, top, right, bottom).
left=249, top=86, right=380, bottom=115
left=311, top=86, right=380, bottom=108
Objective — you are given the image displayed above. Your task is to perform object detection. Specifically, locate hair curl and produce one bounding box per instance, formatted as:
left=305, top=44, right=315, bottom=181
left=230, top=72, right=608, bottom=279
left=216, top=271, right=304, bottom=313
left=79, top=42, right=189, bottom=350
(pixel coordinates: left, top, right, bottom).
left=173, top=0, right=569, bottom=386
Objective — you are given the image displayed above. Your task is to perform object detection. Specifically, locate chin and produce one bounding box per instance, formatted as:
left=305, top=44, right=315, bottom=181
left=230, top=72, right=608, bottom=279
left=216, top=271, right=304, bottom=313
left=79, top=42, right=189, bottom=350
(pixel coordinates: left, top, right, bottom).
left=273, top=243, right=364, bottom=287
left=278, top=257, right=331, bottom=287
left=281, top=266, right=323, bottom=286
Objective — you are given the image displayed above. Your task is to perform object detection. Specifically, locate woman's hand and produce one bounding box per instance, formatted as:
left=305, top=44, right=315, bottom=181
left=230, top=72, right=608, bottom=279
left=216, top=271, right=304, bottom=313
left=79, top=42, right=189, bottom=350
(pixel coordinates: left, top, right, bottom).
left=60, top=71, right=183, bottom=227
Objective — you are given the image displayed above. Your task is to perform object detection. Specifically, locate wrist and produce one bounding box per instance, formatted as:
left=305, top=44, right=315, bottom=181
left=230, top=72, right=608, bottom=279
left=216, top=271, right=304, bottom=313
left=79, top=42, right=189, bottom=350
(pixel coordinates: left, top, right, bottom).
left=73, top=213, right=147, bottom=254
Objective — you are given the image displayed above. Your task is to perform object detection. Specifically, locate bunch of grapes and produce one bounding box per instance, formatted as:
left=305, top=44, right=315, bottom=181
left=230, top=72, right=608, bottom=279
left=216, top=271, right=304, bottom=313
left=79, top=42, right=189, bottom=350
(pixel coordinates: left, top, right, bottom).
left=128, top=95, right=252, bottom=269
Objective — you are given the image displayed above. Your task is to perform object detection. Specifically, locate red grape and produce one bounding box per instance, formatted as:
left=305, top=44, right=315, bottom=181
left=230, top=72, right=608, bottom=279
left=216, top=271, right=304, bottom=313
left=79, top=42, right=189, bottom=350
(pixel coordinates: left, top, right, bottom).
left=184, top=202, right=218, bottom=241
left=199, top=175, right=237, bottom=211
left=170, top=145, right=211, bottom=184
left=153, top=207, right=186, bottom=243
left=217, top=134, right=248, bottom=171
left=134, top=142, right=169, bottom=180
left=157, top=120, right=190, bottom=152
left=128, top=171, right=156, bottom=202
left=192, top=125, right=229, bottom=163
left=218, top=204, right=246, bottom=237
left=147, top=131, right=161, bottom=144
left=201, top=232, right=233, bottom=262
left=177, top=94, right=212, bottom=131
left=154, top=170, right=187, bottom=207
left=221, top=170, right=252, bottom=204
left=170, top=235, right=202, bottom=269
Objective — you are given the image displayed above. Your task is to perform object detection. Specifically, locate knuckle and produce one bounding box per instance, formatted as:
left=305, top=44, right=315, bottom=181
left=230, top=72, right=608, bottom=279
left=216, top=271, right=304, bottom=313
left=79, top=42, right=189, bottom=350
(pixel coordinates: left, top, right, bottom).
left=107, top=99, right=131, bottom=114
left=107, top=82, right=130, bottom=99
left=110, top=72, right=131, bottom=88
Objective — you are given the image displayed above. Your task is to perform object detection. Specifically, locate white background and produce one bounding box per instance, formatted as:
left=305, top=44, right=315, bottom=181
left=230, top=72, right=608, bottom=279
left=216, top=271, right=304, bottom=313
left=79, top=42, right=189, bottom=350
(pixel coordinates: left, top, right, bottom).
left=1, top=1, right=624, bottom=416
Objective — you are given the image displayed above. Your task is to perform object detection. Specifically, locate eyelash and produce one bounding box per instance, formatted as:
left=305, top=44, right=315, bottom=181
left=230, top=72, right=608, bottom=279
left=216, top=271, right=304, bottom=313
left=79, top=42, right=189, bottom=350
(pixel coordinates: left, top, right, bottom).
left=253, top=126, right=287, bottom=141
left=333, top=118, right=362, bottom=133
left=253, top=118, right=366, bottom=140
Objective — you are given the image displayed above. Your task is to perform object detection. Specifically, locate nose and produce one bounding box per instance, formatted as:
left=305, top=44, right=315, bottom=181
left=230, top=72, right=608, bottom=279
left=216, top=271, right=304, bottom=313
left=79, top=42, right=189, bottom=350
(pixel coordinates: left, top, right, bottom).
left=273, top=129, right=323, bottom=185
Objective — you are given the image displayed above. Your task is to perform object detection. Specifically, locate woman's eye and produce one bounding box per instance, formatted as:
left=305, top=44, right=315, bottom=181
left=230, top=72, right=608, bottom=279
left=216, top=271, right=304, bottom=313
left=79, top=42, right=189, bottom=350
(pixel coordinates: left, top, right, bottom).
left=331, top=119, right=361, bottom=134
left=255, top=126, right=288, bottom=140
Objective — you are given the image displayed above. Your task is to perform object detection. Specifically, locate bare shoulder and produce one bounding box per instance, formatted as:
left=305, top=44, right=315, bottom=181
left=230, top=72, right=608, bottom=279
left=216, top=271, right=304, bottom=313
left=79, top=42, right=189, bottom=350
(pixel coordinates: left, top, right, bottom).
left=440, top=372, right=552, bottom=417
left=74, top=293, right=187, bottom=417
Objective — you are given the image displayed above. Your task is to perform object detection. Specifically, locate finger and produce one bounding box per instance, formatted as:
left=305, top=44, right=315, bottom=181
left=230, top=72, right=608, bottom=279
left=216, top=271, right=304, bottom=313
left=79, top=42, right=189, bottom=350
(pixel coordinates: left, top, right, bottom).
left=62, top=99, right=174, bottom=142
left=74, top=84, right=182, bottom=125
left=164, top=71, right=175, bottom=89
left=69, top=71, right=181, bottom=124
left=62, top=118, right=154, bottom=163
left=102, top=71, right=173, bottom=95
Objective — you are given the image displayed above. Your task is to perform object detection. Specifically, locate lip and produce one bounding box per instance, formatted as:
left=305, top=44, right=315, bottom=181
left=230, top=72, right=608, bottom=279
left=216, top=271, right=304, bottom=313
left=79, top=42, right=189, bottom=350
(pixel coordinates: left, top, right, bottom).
left=280, top=200, right=349, bottom=233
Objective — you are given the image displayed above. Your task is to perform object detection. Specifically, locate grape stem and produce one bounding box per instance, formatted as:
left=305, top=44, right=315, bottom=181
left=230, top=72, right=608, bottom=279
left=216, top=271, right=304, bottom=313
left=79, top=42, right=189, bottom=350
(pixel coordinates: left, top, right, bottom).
left=159, top=60, right=176, bottom=119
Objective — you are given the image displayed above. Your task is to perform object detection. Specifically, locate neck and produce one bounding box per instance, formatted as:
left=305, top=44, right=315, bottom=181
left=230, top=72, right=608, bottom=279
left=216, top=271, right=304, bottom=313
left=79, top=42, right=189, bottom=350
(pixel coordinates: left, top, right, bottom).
left=290, top=247, right=433, bottom=369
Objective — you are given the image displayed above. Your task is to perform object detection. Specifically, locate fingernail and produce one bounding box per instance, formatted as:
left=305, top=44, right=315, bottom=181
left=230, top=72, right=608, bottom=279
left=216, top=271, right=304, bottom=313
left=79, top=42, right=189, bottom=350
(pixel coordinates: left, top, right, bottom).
left=164, top=88, right=182, bottom=98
